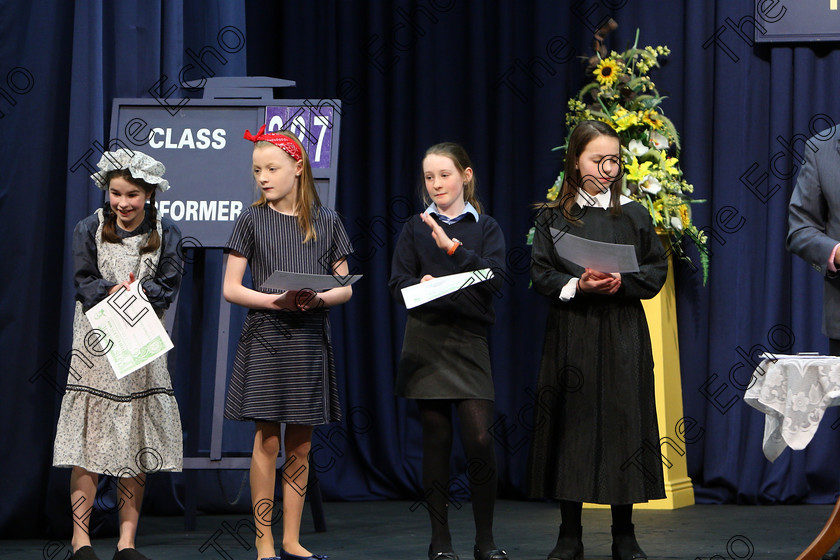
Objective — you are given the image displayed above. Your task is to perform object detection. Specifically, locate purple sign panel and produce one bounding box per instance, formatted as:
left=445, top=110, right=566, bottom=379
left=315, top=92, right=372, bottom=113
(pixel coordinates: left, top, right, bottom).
left=265, top=105, right=334, bottom=168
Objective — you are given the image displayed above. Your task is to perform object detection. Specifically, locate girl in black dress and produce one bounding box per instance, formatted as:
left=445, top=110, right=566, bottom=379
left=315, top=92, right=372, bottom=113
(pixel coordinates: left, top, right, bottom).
left=389, top=143, right=508, bottom=560
left=528, top=121, right=667, bottom=560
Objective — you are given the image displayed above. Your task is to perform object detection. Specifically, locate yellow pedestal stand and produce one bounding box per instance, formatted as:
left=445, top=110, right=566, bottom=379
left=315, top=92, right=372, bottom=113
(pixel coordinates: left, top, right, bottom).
left=585, top=250, right=695, bottom=510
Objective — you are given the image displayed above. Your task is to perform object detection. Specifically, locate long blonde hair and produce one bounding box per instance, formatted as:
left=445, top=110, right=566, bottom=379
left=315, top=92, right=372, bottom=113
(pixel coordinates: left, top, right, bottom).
left=252, top=134, right=321, bottom=243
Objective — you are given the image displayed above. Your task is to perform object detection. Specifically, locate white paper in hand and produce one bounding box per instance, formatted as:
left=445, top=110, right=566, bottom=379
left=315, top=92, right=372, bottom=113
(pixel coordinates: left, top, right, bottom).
left=549, top=227, right=639, bottom=273
left=401, top=269, right=494, bottom=309
left=85, top=281, right=174, bottom=379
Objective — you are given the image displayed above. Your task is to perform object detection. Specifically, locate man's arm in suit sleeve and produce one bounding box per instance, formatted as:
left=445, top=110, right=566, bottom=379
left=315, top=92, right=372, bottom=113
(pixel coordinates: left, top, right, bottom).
left=787, top=147, right=840, bottom=277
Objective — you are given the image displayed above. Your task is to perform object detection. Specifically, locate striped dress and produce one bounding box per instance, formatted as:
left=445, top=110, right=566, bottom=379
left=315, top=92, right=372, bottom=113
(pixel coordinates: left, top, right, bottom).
left=223, top=205, right=352, bottom=425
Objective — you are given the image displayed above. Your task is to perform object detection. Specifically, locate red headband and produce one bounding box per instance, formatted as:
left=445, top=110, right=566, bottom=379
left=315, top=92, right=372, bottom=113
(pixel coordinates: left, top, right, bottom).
left=243, top=125, right=303, bottom=162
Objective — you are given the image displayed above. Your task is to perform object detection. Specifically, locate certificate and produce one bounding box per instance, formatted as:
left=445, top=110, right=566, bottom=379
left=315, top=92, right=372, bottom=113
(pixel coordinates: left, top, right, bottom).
left=261, top=271, right=363, bottom=291
left=549, top=227, right=639, bottom=273
left=84, top=282, right=174, bottom=379
left=401, top=269, right=494, bottom=309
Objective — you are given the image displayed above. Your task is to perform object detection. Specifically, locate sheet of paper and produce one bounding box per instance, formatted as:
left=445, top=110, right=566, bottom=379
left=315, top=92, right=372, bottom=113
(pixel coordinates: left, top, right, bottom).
left=84, top=281, right=174, bottom=379
left=549, top=227, right=639, bottom=273
left=401, top=269, right=494, bottom=310
left=261, top=270, right=363, bottom=291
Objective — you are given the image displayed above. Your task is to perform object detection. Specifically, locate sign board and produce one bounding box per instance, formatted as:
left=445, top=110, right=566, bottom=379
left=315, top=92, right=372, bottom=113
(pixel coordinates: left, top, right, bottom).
left=754, top=1, right=840, bottom=42
left=108, top=97, right=342, bottom=247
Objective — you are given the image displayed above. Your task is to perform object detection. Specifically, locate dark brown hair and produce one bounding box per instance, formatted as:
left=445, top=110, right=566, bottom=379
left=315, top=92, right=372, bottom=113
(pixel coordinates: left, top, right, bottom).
left=549, top=120, right=623, bottom=223
left=422, top=142, right=482, bottom=214
left=101, top=169, right=160, bottom=253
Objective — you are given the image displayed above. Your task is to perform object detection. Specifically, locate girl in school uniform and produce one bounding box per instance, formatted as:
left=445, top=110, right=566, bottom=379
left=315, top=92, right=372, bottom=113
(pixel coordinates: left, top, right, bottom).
left=54, top=149, right=183, bottom=560
left=528, top=120, right=668, bottom=560
left=389, top=142, right=509, bottom=560
left=223, top=125, right=353, bottom=560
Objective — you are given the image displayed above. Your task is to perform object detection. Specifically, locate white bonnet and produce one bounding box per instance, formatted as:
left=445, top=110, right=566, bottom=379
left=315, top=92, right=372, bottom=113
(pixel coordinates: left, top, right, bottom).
left=90, top=149, right=170, bottom=192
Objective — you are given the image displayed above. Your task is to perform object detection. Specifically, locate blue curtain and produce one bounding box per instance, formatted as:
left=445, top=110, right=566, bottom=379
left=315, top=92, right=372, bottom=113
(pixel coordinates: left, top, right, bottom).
left=3, top=0, right=840, bottom=539
left=0, top=0, right=247, bottom=538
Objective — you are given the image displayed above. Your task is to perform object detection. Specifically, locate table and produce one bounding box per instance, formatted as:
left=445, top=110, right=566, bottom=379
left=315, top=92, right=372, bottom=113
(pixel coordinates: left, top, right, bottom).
left=745, top=355, right=840, bottom=461
left=744, top=355, right=840, bottom=559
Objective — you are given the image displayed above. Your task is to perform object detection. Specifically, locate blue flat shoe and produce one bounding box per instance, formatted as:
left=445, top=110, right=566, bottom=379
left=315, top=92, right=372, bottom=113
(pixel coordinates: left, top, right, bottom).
left=278, top=551, right=328, bottom=560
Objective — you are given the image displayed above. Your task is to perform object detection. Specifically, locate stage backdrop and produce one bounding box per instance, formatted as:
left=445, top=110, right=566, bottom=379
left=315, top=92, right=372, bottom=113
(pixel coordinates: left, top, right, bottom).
left=3, top=0, right=840, bottom=540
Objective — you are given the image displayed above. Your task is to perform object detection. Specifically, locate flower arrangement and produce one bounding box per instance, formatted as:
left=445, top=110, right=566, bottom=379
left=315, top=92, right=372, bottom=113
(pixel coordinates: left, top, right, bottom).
left=538, top=30, right=708, bottom=283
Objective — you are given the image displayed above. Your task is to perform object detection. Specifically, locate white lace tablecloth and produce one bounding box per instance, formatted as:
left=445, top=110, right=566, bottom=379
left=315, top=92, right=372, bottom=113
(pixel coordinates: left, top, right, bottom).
left=743, top=355, right=840, bottom=461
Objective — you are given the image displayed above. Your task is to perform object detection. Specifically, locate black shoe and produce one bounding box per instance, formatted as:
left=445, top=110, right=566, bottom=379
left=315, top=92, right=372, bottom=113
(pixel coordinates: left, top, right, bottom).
left=429, top=544, right=459, bottom=560
left=473, top=544, right=509, bottom=560
left=611, top=524, right=647, bottom=560
left=112, top=548, right=150, bottom=560
left=547, top=524, right=583, bottom=560
left=71, top=546, right=100, bottom=560
left=822, top=546, right=840, bottom=560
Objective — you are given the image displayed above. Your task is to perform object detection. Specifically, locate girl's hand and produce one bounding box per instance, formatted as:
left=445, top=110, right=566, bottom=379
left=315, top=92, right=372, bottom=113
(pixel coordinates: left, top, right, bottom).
left=269, top=289, right=323, bottom=311
left=292, top=288, right=323, bottom=311
left=108, top=272, right=136, bottom=295
left=419, top=213, right=455, bottom=252
left=420, top=275, right=436, bottom=283
left=269, top=291, right=296, bottom=310
left=579, top=268, right=621, bottom=295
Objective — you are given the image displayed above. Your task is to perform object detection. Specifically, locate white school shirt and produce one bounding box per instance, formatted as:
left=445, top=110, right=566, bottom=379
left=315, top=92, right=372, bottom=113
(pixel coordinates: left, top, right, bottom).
left=558, top=190, right=632, bottom=301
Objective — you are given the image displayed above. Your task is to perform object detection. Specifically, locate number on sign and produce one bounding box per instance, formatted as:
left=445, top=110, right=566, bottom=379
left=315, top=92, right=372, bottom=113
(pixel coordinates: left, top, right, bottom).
left=289, top=115, right=307, bottom=145
left=267, top=114, right=313, bottom=158
left=267, top=115, right=283, bottom=132
left=311, top=115, right=329, bottom=163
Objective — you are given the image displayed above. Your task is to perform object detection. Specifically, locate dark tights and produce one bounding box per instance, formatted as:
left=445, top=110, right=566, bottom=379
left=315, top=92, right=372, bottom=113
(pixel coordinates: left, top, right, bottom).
left=560, top=500, right=634, bottom=531
left=418, top=399, right=498, bottom=553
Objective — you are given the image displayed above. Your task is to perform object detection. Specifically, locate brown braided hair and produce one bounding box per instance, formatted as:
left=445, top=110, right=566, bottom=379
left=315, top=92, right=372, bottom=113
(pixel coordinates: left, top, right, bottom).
left=101, top=169, right=161, bottom=254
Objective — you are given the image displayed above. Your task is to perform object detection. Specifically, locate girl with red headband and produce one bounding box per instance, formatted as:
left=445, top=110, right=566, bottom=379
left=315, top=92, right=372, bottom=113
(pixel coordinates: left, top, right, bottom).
left=223, top=126, right=353, bottom=560
left=389, top=142, right=509, bottom=560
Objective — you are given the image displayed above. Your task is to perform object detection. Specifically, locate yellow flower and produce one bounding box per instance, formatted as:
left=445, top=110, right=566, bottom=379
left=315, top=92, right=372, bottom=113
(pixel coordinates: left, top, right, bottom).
left=625, top=155, right=653, bottom=183
left=594, top=58, right=620, bottom=86
left=568, top=99, right=586, bottom=111
left=661, top=151, right=679, bottom=176
left=651, top=209, right=664, bottom=225
left=546, top=185, right=559, bottom=201
left=612, top=107, right=639, bottom=132
left=642, top=110, right=658, bottom=127
left=679, top=204, right=690, bottom=227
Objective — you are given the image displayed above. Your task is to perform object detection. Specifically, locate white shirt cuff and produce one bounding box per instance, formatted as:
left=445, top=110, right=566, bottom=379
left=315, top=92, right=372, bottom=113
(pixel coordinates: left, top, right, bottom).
left=559, top=277, right=579, bottom=302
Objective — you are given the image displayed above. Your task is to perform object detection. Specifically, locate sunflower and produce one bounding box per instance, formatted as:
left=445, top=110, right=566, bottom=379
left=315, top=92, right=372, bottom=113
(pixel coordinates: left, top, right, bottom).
left=594, top=58, right=620, bottom=86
